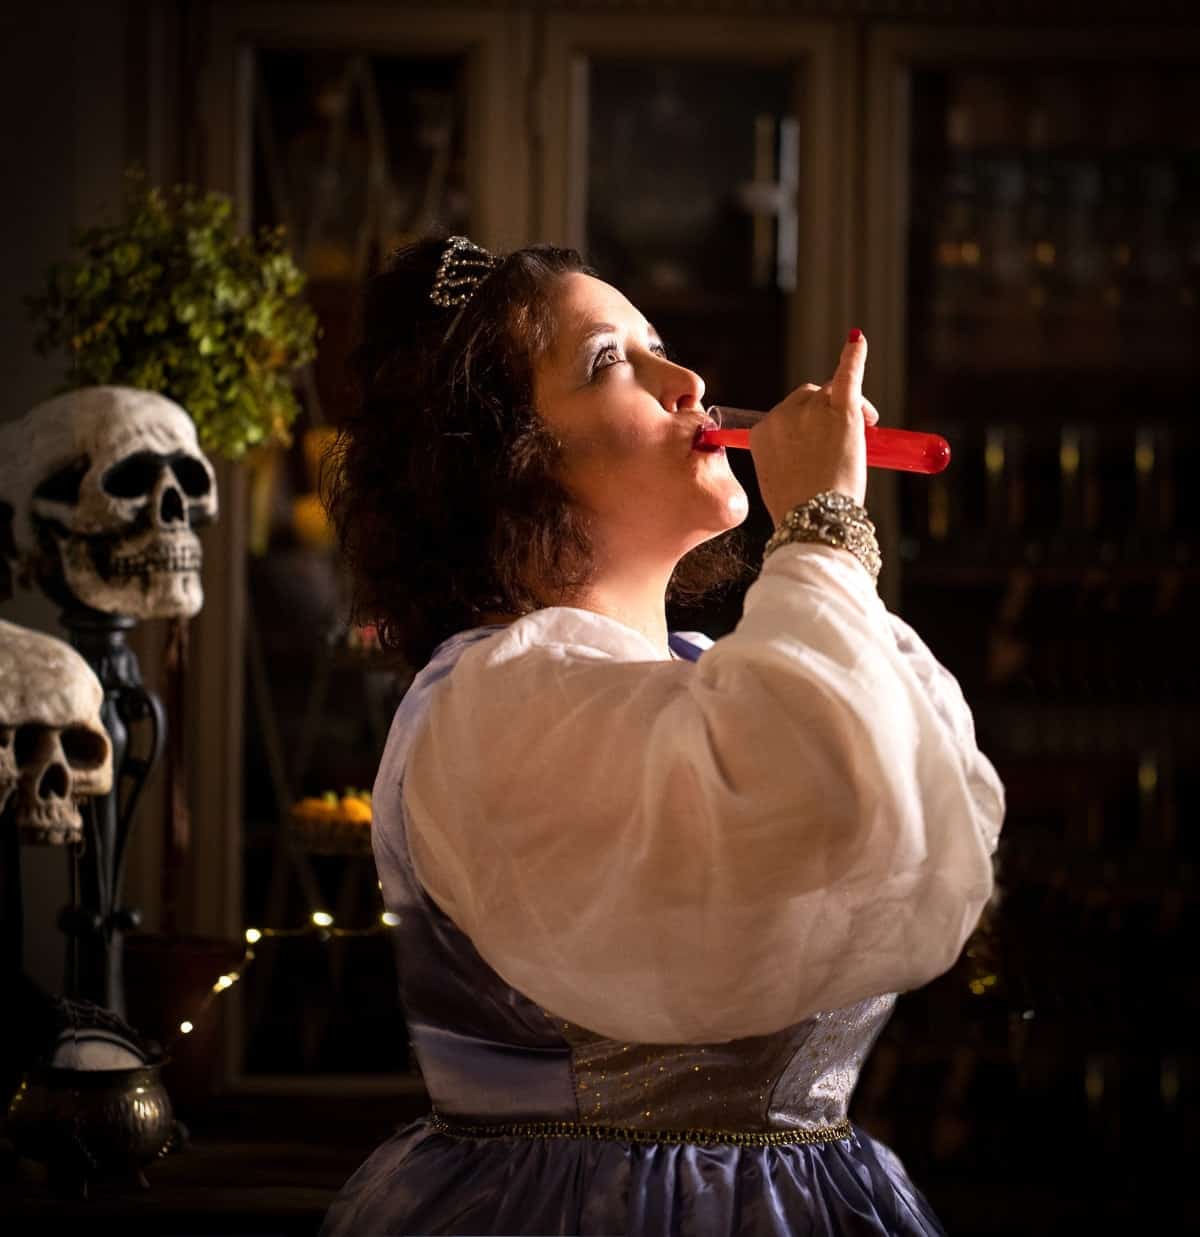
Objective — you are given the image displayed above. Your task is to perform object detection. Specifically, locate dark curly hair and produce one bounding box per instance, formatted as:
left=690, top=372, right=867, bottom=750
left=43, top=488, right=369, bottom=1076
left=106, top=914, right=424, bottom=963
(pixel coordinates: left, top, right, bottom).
left=322, top=237, right=745, bottom=668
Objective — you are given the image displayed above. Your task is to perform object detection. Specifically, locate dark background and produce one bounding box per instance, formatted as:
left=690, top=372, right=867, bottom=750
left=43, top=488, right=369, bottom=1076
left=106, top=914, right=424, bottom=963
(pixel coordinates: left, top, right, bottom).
left=1, top=1, right=1197, bottom=1233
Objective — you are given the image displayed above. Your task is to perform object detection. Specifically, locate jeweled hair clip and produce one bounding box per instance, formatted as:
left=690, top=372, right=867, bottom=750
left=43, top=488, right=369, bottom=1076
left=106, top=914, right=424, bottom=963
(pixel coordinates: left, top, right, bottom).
left=429, top=235, right=502, bottom=308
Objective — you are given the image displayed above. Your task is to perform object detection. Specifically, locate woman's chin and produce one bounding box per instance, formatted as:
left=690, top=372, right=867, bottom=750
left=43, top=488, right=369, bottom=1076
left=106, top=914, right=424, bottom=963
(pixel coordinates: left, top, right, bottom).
left=688, top=486, right=750, bottom=538
left=708, top=480, right=750, bottom=529
left=725, top=488, right=751, bottom=525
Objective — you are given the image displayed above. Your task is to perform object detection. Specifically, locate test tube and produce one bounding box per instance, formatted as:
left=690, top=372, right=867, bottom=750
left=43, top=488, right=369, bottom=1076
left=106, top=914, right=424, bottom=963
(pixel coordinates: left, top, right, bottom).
left=699, top=406, right=951, bottom=475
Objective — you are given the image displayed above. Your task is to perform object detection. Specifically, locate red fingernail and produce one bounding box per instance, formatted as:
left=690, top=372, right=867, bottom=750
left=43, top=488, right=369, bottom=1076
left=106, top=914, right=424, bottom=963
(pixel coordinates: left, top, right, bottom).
left=847, top=328, right=863, bottom=343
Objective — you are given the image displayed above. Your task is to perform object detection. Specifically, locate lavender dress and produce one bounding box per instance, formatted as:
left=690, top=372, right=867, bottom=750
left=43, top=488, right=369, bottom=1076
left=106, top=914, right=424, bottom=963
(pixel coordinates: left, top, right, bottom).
left=320, top=628, right=947, bottom=1237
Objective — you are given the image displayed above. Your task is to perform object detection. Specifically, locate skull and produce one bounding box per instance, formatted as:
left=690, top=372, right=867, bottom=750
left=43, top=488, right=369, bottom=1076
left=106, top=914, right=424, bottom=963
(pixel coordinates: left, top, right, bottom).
left=0, top=386, right=219, bottom=618
left=0, top=619, right=113, bottom=844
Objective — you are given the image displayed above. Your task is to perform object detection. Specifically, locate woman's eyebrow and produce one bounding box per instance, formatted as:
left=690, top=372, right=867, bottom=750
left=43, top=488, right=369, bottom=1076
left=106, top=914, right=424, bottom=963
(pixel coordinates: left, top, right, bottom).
left=577, top=323, right=619, bottom=350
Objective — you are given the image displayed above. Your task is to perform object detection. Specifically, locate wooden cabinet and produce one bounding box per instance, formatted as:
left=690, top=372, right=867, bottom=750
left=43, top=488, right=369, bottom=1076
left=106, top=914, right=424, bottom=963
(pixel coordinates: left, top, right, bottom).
left=861, top=26, right=1199, bottom=1225
left=184, top=4, right=1198, bottom=1226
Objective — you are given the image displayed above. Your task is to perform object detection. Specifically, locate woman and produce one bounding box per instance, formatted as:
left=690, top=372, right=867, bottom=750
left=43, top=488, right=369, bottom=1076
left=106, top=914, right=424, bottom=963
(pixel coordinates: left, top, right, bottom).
left=320, top=236, right=1004, bottom=1236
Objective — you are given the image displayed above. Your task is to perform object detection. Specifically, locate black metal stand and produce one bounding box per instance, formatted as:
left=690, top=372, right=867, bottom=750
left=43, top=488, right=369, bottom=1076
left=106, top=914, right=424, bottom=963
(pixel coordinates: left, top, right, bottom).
left=57, top=605, right=165, bottom=1018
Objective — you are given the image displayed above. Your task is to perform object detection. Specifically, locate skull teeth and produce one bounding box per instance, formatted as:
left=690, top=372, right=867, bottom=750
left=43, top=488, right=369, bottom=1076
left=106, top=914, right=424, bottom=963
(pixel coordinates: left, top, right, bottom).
left=112, top=550, right=202, bottom=576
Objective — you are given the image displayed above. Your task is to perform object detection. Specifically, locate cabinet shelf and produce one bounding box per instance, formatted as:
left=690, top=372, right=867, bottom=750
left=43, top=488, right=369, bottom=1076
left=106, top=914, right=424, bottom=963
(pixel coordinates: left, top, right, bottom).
left=916, top=299, right=1196, bottom=364
left=974, top=701, right=1198, bottom=757
left=997, top=848, right=1196, bottom=898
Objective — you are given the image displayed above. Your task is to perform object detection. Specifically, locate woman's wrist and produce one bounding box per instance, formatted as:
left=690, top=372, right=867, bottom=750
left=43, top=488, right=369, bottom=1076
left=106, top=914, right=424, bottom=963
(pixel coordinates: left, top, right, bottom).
left=762, top=491, right=882, bottom=581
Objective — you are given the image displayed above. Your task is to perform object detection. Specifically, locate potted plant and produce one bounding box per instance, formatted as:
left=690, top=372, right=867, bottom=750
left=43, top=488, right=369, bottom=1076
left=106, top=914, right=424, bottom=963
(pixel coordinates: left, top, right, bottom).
left=27, top=170, right=318, bottom=544
left=19, top=172, right=318, bottom=1106
left=28, top=170, right=317, bottom=458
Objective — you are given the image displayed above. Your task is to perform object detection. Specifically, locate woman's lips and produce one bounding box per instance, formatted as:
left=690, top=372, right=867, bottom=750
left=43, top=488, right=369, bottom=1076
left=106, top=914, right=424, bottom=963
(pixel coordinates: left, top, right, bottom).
left=692, top=424, right=723, bottom=453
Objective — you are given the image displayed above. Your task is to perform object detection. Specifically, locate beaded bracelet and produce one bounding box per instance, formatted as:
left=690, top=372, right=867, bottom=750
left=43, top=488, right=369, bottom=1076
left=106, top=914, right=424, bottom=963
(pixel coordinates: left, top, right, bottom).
left=762, top=490, right=882, bottom=581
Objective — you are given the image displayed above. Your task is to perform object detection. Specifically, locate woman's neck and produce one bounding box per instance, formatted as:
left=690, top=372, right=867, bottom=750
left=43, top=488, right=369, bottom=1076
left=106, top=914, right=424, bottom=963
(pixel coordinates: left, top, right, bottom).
left=568, top=557, right=672, bottom=657
left=490, top=545, right=678, bottom=657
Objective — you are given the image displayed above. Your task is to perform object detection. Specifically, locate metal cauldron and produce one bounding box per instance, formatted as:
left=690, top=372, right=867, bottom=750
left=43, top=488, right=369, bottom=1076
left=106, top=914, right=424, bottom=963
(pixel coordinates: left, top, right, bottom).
left=5, top=1059, right=175, bottom=1197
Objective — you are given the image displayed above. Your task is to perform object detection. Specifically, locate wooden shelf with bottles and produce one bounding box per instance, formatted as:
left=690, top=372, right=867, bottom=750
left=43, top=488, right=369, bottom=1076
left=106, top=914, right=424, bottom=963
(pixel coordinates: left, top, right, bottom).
left=856, top=37, right=1200, bottom=1208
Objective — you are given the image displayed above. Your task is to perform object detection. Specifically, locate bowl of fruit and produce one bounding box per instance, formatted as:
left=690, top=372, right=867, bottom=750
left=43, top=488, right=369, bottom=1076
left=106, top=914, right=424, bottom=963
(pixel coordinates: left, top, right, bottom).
left=289, top=787, right=374, bottom=855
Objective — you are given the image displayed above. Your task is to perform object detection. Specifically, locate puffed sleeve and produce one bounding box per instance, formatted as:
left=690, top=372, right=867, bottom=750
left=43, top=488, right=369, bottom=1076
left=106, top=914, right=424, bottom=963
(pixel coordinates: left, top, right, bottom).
left=885, top=612, right=1004, bottom=855
left=403, top=542, right=1006, bottom=1044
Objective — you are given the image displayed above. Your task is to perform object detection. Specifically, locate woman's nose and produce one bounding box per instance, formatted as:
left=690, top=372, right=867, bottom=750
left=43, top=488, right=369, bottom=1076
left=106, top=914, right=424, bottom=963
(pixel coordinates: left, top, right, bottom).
left=657, top=358, right=706, bottom=413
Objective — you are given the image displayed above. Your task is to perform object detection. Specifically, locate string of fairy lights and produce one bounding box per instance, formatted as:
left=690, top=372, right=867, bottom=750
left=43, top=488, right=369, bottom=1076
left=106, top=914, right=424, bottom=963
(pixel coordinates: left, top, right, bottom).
left=169, top=910, right=1007, bottom=1053
left=167, top=908, right=401, bottom=1051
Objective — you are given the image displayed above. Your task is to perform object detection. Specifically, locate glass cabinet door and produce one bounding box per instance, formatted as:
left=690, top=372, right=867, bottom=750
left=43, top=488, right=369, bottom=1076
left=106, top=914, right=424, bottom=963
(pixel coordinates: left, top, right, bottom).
left=584, top=59, right=798, bottom=407
left=239, top=45, right=475, bottom=1081
left=191, top=4, right=528, bottom=1090
left=540, top=17, right=842, bottom=634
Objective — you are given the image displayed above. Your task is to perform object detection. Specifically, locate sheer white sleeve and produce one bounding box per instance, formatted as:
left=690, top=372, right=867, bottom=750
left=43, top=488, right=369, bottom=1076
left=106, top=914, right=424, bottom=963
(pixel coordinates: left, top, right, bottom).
left=403, top=542, right=1006, bottom=1045
left=885, top=612, right=1004, bottom=857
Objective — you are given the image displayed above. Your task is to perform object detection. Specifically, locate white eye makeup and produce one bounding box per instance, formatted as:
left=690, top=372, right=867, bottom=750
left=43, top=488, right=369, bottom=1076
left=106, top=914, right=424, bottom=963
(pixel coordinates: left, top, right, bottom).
left=585, top=330, right=668, bottom=381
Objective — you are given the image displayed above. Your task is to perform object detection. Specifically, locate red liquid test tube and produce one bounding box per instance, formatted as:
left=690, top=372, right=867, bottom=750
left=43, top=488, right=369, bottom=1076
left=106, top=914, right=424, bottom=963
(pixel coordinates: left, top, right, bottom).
left=700, top=407, right=950, bottom=475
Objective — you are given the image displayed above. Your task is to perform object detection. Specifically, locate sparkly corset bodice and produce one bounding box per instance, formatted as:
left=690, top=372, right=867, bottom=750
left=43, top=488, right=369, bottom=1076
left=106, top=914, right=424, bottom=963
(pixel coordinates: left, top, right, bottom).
left=542, top=996, right=895, bottom=1132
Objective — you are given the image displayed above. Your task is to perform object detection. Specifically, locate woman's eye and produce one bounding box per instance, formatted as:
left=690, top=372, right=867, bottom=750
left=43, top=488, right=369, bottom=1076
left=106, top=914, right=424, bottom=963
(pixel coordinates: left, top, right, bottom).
left=591, top=340, right=668, bottom=377
left=592, top=345, right=622, bottom=374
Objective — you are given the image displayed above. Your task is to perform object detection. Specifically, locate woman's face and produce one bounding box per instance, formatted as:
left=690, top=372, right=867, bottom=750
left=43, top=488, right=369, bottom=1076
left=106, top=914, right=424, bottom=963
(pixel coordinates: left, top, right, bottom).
left=532, top=273, right=748, bottom=568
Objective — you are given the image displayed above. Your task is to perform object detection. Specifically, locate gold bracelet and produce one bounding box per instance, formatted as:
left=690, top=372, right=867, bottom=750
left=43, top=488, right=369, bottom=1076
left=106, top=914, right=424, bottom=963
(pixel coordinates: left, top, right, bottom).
left=763, top=491, right=882, bottom=581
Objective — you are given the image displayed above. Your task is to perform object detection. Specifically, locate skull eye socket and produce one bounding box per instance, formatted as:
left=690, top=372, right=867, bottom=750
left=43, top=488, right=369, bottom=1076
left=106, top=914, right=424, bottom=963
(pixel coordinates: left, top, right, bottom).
left=12, top=724, right=106, bottom=770
left=101, top=452, right=212, bottom=501
left=169, top=454, right=213, bottom=498
left=34, top=457, right=89, bottom=504
left=102, top=452, right=163, bottom=499
left=0, top=725, right=12, bottom=750
left=14, top=724, right=48, bottom=765
left=61, top=726, right=108, bottom=770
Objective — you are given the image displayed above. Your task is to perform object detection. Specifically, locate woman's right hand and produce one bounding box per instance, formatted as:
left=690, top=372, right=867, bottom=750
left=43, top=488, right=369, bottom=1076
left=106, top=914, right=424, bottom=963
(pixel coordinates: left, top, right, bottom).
left=749, top=330, right=874, bottom=522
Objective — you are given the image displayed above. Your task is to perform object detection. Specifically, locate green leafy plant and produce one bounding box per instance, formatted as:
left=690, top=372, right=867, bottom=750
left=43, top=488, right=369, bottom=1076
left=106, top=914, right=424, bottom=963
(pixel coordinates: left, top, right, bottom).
left=26, top=172, right=319, bottom=461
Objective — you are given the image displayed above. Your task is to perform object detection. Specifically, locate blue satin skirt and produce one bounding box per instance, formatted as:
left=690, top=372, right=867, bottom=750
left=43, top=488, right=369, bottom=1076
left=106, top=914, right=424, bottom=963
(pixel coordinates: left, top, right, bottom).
left=320, top=1115, right=947, bottom=1236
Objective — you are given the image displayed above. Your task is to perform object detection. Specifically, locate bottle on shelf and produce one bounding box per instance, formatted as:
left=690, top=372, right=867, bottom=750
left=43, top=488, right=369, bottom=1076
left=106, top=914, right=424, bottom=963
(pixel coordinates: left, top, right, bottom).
left=983, top=423, right=1027, bottom=558
left=1050, top=423, right=1100, bottom=563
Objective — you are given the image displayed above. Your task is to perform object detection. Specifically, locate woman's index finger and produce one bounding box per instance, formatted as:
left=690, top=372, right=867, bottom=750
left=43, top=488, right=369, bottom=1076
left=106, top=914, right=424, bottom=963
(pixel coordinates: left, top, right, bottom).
left=830, top=329, right=868, bottom=412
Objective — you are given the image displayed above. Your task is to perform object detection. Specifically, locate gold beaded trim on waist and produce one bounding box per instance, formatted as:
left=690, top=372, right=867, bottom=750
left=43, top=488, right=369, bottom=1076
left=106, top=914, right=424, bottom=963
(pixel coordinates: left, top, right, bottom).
left=429, top=1112, right=853, bottom=1147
